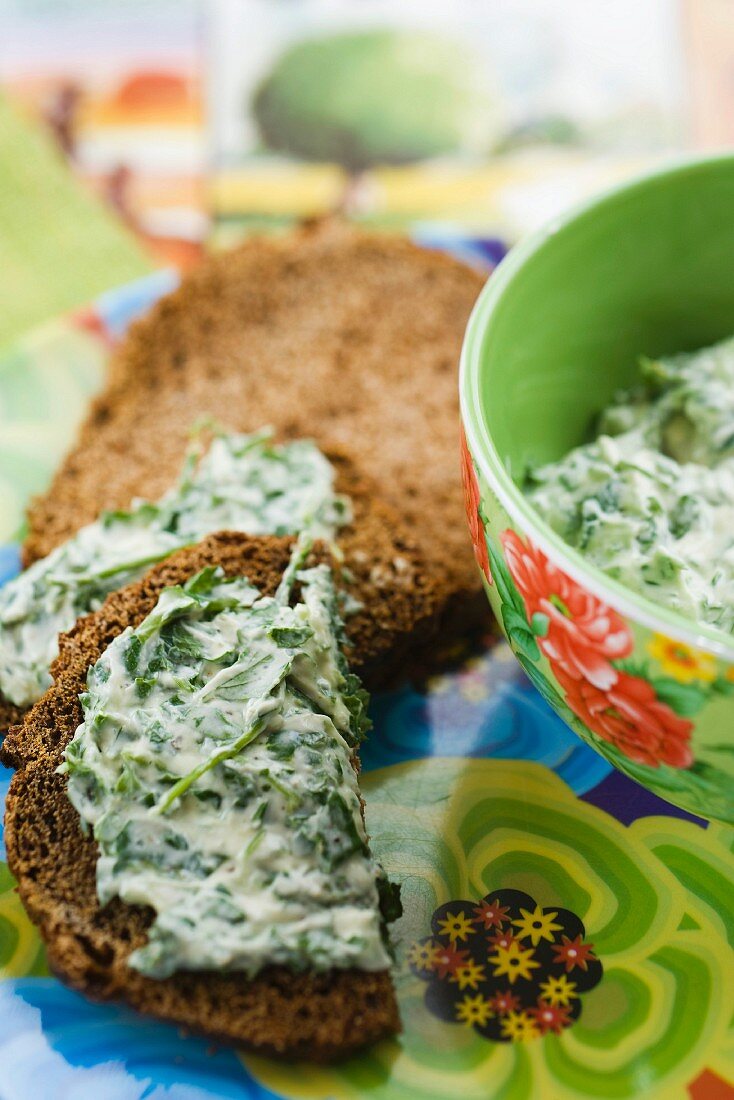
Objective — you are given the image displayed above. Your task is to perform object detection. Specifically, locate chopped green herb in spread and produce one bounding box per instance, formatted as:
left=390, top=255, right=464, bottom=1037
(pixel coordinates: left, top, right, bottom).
left=61, top=557, right=396, bottom=979
left=527, top=335, right=734, bottom=633
left=0, top=429, right=350, bottom=707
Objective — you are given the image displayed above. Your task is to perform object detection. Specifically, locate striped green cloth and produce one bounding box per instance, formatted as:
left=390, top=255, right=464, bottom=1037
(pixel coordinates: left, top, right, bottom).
left=0, top=93, right=152, bottom=347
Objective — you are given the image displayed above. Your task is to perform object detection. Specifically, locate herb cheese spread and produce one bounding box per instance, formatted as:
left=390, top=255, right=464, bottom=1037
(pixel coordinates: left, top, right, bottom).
left=61, top=559, right=397, bottom=978
left=0, top=430, right=350, bottom=708
left=527, top=336, right=734, bottom=634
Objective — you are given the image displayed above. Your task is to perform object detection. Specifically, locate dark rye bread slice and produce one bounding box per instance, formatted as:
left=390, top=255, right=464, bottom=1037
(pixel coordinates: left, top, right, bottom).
left=2, top=533, right=400, bottom=1060
left=0, top=446, right=441, bottom=732
left=23, top=220, right=487, bottom=636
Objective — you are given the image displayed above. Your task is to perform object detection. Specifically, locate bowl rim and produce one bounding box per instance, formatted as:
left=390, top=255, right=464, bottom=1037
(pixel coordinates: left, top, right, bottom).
left=459, top=151, right=734, bottom=663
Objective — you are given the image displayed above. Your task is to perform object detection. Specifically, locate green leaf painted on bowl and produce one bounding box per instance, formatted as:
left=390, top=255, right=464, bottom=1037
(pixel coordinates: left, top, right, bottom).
left=649, top=677, right=708, bottom=718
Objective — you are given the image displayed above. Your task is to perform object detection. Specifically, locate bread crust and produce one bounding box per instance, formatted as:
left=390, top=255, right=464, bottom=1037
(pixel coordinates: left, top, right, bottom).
left=3, top=532, right=401, bottom=1060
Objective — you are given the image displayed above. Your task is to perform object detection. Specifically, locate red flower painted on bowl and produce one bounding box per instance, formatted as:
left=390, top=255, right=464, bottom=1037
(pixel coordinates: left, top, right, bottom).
left=460, top=429, right=491, bottom=583
left=500, top=530, right=632, bottom=690
left=555, top=665, right=693, bottom=768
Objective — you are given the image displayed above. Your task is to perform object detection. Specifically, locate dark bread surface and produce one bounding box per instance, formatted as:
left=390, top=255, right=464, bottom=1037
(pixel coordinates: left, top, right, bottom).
left=1, top=446, right=442, bottom=730
left=23, top=221, right=486, bottom=633
left=2, top=533, right=400, bottom=1059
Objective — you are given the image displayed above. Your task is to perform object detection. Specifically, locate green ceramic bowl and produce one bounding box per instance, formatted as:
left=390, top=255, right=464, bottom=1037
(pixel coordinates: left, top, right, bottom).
left=460, top=155, right=734, bottom=823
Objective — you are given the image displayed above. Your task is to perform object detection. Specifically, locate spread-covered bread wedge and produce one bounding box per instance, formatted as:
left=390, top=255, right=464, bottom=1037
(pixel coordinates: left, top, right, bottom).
left=3, top=534, right=403, bottom=1060
left=0, top=431, right=441, bottom=731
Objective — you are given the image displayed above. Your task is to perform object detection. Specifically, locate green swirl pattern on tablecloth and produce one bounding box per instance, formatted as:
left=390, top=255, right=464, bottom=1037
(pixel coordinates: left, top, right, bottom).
left=244, top=759, right=734, bottom=1099
left=0, top=863, right=47, bottom=980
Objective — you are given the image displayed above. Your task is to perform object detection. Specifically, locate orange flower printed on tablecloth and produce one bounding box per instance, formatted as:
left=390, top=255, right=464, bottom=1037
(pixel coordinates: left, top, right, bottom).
left=488, top=930, right=517, bottom=951
left=529, top=1000, right=574, bottom=1034
left=433, top=943, right=471, bottom=980
left=473, top=897, right=511, bottom=930
left=488, top=990, right=521, bottom=1015
left=551, top=934, right=597, bottom=973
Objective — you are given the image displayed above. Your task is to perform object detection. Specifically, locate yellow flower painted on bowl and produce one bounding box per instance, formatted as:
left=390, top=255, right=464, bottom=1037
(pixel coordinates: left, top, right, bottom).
left=488, top=940, right=540, bottom=984
left=436, top=910, right=475, bottom=943
left=456, top=994, right=493, bottom=1028
left=647, top=634, right=717, bottom=683
left=499, top=1010, right=540, bottom=1042
left=511, top=904, right=562, bottom=946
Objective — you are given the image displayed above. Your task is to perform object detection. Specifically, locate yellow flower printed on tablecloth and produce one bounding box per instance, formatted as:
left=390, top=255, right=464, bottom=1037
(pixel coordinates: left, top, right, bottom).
left=647, top=634, right=717, bottom=683
left=488, top=940, right=540, bottom=984
left=436, top=910, right=475, bottom=943
left=455, top=994, right=494, bottom=1028
left=539, top=974, right=578, bottom=1006
left=406, top=939, right=442, bottom=973
left=499, top=1010, right=540, bottom=1042
left=450, top=961, right=487, bottom=991
left=512, top=904, right=563, bottom=946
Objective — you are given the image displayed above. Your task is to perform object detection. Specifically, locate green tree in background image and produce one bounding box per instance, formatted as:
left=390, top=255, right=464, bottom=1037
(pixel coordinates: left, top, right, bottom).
left=252, top=29, right=501, bottom=214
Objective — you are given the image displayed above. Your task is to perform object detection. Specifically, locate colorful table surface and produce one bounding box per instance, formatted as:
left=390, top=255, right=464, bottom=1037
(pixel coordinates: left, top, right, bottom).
left=0, top=266, right=733, bottom=1100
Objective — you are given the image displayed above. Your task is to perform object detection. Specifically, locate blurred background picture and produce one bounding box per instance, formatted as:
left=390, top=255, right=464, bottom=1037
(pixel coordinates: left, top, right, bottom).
left=1, top=0, right=206, bottom=269
left=0, top=0, right=730, bottom=314
left=210, top=0, right=684, bottom=246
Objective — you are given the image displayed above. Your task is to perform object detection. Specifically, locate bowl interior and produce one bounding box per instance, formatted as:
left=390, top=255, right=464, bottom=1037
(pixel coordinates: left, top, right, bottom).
left=469, top=156, right=734, bottom=484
